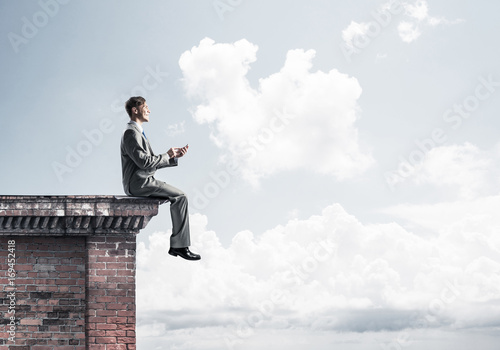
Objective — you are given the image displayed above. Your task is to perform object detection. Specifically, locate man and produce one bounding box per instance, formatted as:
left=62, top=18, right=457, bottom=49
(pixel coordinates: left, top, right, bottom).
left=120, top=96, right=200, bottom=261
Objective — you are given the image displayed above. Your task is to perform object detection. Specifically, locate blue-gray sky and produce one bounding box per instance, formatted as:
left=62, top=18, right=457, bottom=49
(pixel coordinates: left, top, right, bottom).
left=2, top=0, right=500, bottom=349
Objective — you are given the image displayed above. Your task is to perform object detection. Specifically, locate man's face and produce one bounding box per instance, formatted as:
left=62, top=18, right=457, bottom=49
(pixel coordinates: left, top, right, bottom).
left=134, top=103, right=150, bottom=122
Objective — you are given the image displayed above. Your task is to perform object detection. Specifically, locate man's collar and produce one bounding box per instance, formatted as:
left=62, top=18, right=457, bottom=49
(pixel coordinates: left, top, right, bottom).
left=129, top=120, right=143, bottom=132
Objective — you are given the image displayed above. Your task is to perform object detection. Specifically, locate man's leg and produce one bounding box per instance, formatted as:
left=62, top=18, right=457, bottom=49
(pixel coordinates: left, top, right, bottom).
left=129, top=179, right=200, bottom=260
left=148, top=182, right=191, bottom=248
left=167, top=189, right=190, bottom=248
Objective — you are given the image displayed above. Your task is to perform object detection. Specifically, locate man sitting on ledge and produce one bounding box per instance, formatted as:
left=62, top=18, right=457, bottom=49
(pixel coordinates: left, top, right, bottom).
left=120, top=96, right=200, bottom=261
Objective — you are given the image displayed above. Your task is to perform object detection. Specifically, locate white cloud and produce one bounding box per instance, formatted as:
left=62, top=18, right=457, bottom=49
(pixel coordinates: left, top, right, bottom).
left=398, top=0, right=465, bottom=43
left=165, top=121, right=186, bottom=137
left=398, top=20, right=422, bottom=43
left=396, top=142, right=499, bottom=200
left=179, top=38, right=374, bottom=186
left=341, top=21, right=371, bottom=49
left=404, top=0, right=429, bottom=21
left=137, top=201, right=500, bottom=346
left=382, top=195, right=500, bottom=238
left=339, top=0, right=464, bottom=47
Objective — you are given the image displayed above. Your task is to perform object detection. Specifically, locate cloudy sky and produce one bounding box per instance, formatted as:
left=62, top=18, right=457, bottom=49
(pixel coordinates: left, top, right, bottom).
left=2, top=0, right=500, bottom=348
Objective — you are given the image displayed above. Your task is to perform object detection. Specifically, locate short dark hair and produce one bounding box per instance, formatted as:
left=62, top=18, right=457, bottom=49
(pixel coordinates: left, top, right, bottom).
left=125, top=96, right=146, bottom=117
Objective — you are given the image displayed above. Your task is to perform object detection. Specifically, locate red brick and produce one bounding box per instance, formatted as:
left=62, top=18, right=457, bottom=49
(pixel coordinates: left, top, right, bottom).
left=55, top=278, right=78, bottom=285
left=96, top=256, right=120, bottom=263
left=107, top=277, right=128, bottom=283
left=96, top=269, right=117, bottom=276
left=106, top=303, right=128, bottom=310
left=20, top=319, right=42, bottom=325
left=96, top=337, right=117, bottom=344
left=117, top=310, right=135, bottom=317
left=95, top=296, right=116, bottom=303
left=117, top=337, right=135, bottom=344
left=97, top=310, right=119, bottom=317
left=116, top=269, right=134, bottom=276
left=87, top=303, right=108, bottom=310
left=14, top=264, right=33, bottom=271
left=93, top=283, right=118, bottom=289
left=88, top=345, right=106, bottom=350
left=88, top=316, right=107, bottom=324
left=87, top=289, right=106, bottom=296
left=105, top=330, right=127, bottom=337
left=88, top=276, right=107, bottom=283
left=96, top=323, right=117, bottom=330
left=88, top=330, right=106, bottom=337
left=106, top=262, right=128, bottom=269
left=87, top=248, right=109, bottom=254
left=107, top=290, right=127, bottom=296
left=116, top=284, right=134, bottom=290
left=116, top=324, right=134, bottom=331
left=88, top=262, right=106, bottom=269
left=107, top=317, right=127, bottom=324
left=107, top=345, right=128, bottom=350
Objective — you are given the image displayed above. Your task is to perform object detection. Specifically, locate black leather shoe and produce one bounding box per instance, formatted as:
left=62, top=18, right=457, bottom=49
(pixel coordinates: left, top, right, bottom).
left=168, top=247, right=201, bottom=261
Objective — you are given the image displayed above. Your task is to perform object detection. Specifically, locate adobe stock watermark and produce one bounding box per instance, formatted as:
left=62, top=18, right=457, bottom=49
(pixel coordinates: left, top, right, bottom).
left=191, top=109, right=296, bottom=210
left=213, top=0, right=243, bottom=21
left=6, top=240, right=17, bottom=344
left=385, top=75, right=500, bottom=190
left=51, top=119, right=115, bottom=182
left=52, top=65, right=169, bottom=182
left=340, top=0, right=403, bottom=63
left=223, top=236, right=337, bottom=350
left=8, top=0, right=72, bottom=54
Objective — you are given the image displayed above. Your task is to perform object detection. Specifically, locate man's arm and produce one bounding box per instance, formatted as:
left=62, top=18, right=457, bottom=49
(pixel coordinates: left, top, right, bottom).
left=122, top=129, right=176, bottom=170
left=157, top=144, right=189, bottom=169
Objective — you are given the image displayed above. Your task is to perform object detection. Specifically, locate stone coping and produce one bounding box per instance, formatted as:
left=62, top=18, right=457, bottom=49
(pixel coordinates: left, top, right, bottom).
left=0, top=195, right=166, bottom=235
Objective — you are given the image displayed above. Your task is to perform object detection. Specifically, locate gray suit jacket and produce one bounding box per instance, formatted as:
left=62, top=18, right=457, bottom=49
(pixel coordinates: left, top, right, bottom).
left=120, top=122, right=177, bottom=196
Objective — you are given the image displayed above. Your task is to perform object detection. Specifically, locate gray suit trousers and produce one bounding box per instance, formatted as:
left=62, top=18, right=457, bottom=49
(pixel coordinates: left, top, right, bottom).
left=130, top=179, right=190, bottom=248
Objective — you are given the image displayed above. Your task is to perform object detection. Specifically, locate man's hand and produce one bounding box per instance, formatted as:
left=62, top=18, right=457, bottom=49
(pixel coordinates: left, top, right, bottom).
left=167, top=144, right=189, bottom=158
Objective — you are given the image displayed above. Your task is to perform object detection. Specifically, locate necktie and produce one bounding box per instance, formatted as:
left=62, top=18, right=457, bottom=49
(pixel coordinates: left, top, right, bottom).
left=142, top=130, right=147, bottom=140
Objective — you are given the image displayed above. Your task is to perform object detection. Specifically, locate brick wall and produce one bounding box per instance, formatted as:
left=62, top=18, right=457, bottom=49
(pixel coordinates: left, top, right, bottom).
left=86, top=235, right=136, bottom=350
left=0, top=236, right=86, bottom=349
left=0, top=196, right=162, bottom=350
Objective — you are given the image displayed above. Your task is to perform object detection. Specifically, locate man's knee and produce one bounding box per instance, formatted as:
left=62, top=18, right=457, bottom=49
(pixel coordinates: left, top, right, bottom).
left=179, top=193, right=188, bottom=204
left=172, top=193, right=188, bottom=205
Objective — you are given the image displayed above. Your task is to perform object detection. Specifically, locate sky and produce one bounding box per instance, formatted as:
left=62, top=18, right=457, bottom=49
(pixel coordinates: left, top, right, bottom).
left=1, top=0, right=500, bottom=349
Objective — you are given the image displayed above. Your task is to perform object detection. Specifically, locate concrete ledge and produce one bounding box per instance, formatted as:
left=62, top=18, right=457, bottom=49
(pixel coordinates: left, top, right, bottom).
left=0, top=195, right=165, bottom=235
